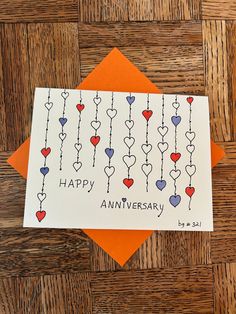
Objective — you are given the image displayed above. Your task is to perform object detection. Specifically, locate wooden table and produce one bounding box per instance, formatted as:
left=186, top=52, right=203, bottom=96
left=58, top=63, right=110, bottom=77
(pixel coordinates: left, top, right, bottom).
left=0, top=1, right=235, bottom=313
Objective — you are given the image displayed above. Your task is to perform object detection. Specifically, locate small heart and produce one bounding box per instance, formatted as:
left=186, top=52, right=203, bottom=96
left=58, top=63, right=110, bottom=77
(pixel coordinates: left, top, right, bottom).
left=105, top=148, right=114, bottom=158
left=44, top=102, right=53, bottom=110
left=41, top=147, right=51, bottom=158
left=187, top=97, right=194, bottom=104
left=125, top=120, right=134, bottom=129
left=36, top=210, right=46, bottom=222
left=76, top=104, right=85, bottom=112
left=170, top=152, right=181, bottom=162
left=61, top=91, right=69, bottom=99
left=169, top=169, right=181, bottom=180
left=90, top=136, right=100, bottom=146
left=91, top=120, right=101, bottom=131
left=142, top=110, right=153, bottom=121
left=74, top=143, right=82, bottom=152
left=104, top=166, right=115, bottom=177
left=122, top=198, right=127, bottom=202
left=171, top=116, right=181, bottom=126
left=106, top=108, right=117, bottom=119
left=186, top=144, right=195, bottom=154
left=123, top=155, right=136, bottom=168
left=185, top=186, right=195, bottom=197
left=141, top=143, right=152, bottom=154
left=73, top=161, right=82, bottom=172
left=40, top=167, right=49, bottom=176
left=185, top=131, right=196, bottom=142
left=124, top=136, right=135, bottom=149
left=141, top=163, right=153, bottom=176
left=126, top=96, right=135, bottom=105
left=37, top=193, right=46, bottom=202
left=169, top=195, right=181, bottom=207
left=59, top=117, right=67, bottom=127
left=156, top=180, right=166, bottom=191
left=157, top=142, right=169, bottom=153
left=157, top=126, right=168, bottom=137
left=185, top=164, right=196, bottom=176
left=172, top=101, right=180, bottom=110
left=93, top=96, right=101, bottom=105
left=123, top=178, right=134, bottom=188
left=59, top=132, right=66, bottom=141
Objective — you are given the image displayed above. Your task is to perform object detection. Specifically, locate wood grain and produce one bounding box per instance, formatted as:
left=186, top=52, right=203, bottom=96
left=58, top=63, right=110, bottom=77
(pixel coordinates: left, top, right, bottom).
left=0, top=277, right=16, bottom=314
left=128, top=0, right=154, bottom=21
left=213, top=263, right=236, bottom=313
left=0, top=0, right=78, bottom=22
left=203, top=0, right=236, bottom=19
left=202, top=20, right=231, bottom=142
left=0, top=41, right=7, bottom=152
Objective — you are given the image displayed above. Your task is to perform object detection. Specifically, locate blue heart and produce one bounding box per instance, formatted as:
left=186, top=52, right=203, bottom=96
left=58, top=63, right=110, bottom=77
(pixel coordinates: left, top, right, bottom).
left=169, top=195, right=181, bottom=207
left=105, top=148, right=114, bottom=158
left=59, top=117, right=67, bottom=126
left=126, top=96, right=135, bottom=105
left=171, top=116, right=181, bottom=126
left=156, top=180, right=166, bottom=191
left=40, top=167, right=49, bottom=176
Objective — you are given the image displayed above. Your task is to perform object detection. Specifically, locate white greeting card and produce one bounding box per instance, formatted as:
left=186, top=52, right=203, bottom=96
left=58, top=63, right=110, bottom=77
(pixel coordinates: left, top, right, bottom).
left=24, top=88, right=213, bottom=231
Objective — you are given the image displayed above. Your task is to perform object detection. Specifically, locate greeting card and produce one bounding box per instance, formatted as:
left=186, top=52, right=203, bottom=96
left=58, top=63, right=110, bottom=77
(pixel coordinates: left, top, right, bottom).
left=23, top=87, right=213, bottom=231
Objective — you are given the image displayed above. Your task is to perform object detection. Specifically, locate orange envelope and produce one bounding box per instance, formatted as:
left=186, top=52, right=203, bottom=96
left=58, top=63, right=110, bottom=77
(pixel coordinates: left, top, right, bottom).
left=7, top=48, right=225, bottom=266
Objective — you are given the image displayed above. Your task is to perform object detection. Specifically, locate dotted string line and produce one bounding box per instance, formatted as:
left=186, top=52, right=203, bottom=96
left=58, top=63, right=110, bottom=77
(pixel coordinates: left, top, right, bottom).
left=92, top=91, right=99, bottom=167
left=59, top=89, right=68, bottom=171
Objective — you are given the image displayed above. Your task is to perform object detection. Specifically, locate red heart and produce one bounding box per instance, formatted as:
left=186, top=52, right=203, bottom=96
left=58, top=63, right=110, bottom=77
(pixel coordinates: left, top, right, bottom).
left=187, top=97, right=194, bottom=104
left=90, top=136, right=100, bottom=146
left=142, top=110, right=153, bottom=121
left=41, top=147, right=51, bottom=157
left=76, top=104, right=85, bottom=112
left=36, top=210, right=46, bottom=222
left=185, top=186, right=195, bottom=197
left=123, top=178, right=134, bottom=189
left=170, top=153, right=181, bottom=162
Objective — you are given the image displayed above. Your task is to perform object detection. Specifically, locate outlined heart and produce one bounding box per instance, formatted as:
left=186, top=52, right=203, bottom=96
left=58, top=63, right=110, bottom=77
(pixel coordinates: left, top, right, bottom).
left=44, top=102, right=53, bottom=110
left=141, top=143, right=152, bottom=154
left=76, top=104, right=85, bottom=112
left=41, top=147, right=51, bottom=158
left=123, top=155, right=136, bottom=168
left=170, top=152, right=181, bottom=162
left=93, top=96, right=101, bottom=105
left=90, top=136, right=100, bottom=146
left=61, top=91, right=69, bottom=99
left=106, top=108, right=117, bottom=119
left=91, top=120, right=101, bottom=131
left=59, top=117, right=67, bottom=127
left=169, top=169, right=181, bottom=180
left=126, top=96, right=135, bottom=105
left=104, top=166, right=115, bottom=177
left=74, top=143, right=82, bottom=152
left=169, top=195, right=181, bottom=207
left=37, top=193, right=46, bottom=202
left=185, top=186, right=195, bottom=197
left=141, top=163, right=153, bottom=176
left=59, top=133, right=66, bottom=141
left=142, top=110, right=153, bottom=121
left=186, top=144, right=195, bottom=154
left=36, top=210, right=46, bottom=222
left=157, top=126, right=168, bottom=137
left=172, top=101, right=180, bottom=110
left=156, top=180, right=166, bottom=191
left=185, top=131, right=196, bottom=142
left=187, top=97, right=194, bottom=104
left=123, top=178, right=134, bottom=188
left=157, top=142, right=169, bottom=153
left=73, top=161, right=82, bottom=172
left=125, top=120, right=134, bottom=129
left=185, top=164, right=196, bottom=176
left=124, top=136, right=135, bottom=149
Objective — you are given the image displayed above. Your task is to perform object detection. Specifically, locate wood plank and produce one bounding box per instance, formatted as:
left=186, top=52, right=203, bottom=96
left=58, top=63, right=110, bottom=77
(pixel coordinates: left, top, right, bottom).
left=42, top=273, right=92, bottom=313
left=79, top=21, right=202, bottom=48
left=226, top=21, right=236, bottom=141
left=211, top=166, right=236, bottom=263
left=0, top=277, right=16, bottom=313
left=213, top=263, right=236, bottom=313
left=91, top=266, right=213, bottom=313
left=80, top=46, right=204, bottom=94
left=0, top=33, right=7, bottom=152
left=218, top=142, right=236, bottom=165
left=0, top=0, right=78, bottom=22
left=0, top=24, right=31, bottom=151
left=202, top=20, right=231, bottom=142
left=202, top=0, right=236, bottom=19
left=153, top=0, right=201, bottom=20
left=0, top=228, right=90, bottom=276
left=28, top=23, right=81, bottom=90
left=128, top=0, right=153, bottom=21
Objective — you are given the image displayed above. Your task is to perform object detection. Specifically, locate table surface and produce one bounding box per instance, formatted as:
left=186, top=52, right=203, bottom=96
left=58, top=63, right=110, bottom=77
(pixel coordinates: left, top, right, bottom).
left=0, top=1, right=236, bottom=313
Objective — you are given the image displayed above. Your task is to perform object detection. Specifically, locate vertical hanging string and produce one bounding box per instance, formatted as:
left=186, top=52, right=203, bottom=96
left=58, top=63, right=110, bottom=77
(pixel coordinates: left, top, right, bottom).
left=59, top=89, right=69, bottom=171
left=91, top=91, right=101, bottom=167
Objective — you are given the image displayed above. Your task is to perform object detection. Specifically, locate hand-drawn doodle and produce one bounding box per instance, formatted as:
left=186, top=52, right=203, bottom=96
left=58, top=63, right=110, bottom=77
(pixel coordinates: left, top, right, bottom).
left=91, top=91, right=101, bottom=167
left=59, top=89, right=69, bottom=171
